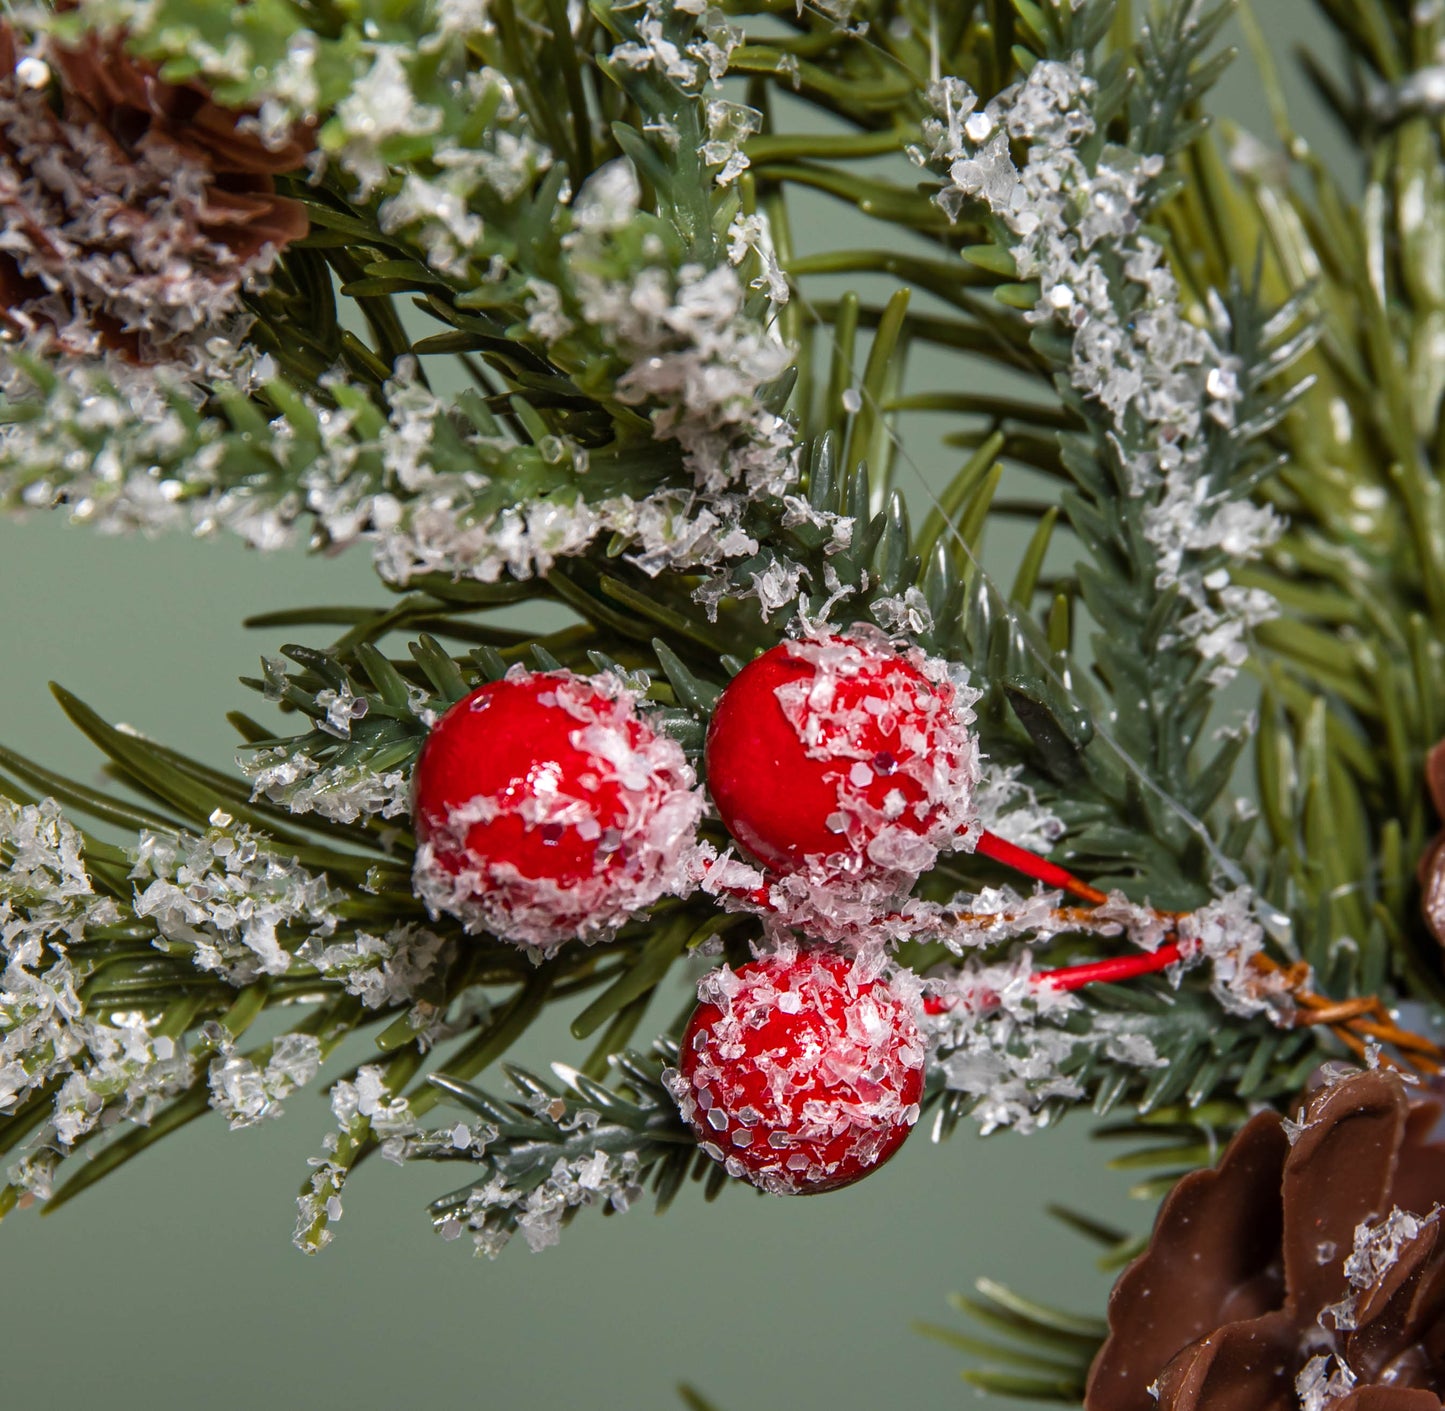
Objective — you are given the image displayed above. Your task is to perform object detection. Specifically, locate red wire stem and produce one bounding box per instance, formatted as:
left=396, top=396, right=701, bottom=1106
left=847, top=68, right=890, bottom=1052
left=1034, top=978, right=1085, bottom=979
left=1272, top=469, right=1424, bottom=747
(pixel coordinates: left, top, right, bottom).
left=1035, top=941, right=1184, bottom=992
left=972, top=829, right=1109, bottom=906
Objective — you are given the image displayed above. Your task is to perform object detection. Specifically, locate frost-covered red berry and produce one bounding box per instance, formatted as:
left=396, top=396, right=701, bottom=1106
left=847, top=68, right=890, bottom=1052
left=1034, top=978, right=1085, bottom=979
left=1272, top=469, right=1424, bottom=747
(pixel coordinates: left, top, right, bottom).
left=665, top=949, right=925, bottom=1195
left=704, top=628, right=979, bottom=887
left=411, top=668, right=703, bottom=954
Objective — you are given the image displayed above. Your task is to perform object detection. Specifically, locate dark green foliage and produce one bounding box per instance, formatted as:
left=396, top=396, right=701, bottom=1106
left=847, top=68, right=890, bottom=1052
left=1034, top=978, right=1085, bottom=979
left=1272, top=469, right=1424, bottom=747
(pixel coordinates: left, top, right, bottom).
left=0, top=4, right=1425, bottom=1362
left=417, top=1043, right=717, bottom=1253
left=918, top=1277, right=1108, bottom=1403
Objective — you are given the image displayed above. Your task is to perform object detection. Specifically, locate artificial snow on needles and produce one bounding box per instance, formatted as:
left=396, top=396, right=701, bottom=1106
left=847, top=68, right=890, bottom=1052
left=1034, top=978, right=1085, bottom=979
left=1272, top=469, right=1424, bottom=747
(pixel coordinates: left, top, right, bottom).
left=924, top=62, right=1284, bottom=683
left=0, top=799, right=196, bottom=1161
left=130, top=818, right=340, bottom=983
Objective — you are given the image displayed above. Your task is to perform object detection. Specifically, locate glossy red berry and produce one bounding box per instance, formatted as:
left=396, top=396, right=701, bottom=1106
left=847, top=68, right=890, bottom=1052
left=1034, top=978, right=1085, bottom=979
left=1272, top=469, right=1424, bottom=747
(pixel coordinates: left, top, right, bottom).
left=667, top=949, right=926, bottom=1195
left=411, top=668, right=702, bottom=953
left=704, top=629, right=978, bottom=886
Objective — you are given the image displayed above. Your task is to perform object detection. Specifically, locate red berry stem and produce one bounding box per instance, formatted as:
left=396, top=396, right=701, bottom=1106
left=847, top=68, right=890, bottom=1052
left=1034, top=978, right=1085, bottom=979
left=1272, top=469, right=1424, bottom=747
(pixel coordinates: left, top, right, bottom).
left=1035, top=941, right=1184, bottom=992
left=924, top=941, right=1185, bottom=1017
left=972, top=829, right=1109, bottom=906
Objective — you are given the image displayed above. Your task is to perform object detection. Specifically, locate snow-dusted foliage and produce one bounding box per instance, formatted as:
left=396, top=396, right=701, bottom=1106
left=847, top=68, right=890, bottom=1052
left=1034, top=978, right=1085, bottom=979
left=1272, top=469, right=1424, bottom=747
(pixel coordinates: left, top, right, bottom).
left=924, top=61, right=1282, bottom=681
left=0, top=800, right=192, bottom=1170
left=544, top=160, right=796, bottom=499
left=0, top=4, right=805, bottom=589
left=244, top=752, right=412, bottom=825
left=207, top=1030, right=322, bottom=1129
left=439, top=1141, right=645, bottom=1257
left=299, top=924, right=449, bottom=1014
left=970, top=763, right=1066, bottom=855
left=914, top=880, right=1307, bottom=1134
left=1177, top=888, right=1296, bottom=1020
left=131, top=810, right=341, bottom=983
left=0, top=351, right=784, bottom=585
left=296, top=1066, right=424, bottom=1252
left=0, top=785, right=461, bottom=1197
left=607, top=0, right=746, bottom=98
left=921, top=953, right=1166, bottom=1135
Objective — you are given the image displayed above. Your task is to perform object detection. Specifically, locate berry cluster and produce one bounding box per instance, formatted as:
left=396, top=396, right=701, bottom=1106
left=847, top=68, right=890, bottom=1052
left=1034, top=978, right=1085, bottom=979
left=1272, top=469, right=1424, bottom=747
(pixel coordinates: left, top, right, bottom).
left=410, top=628, right=985, bottom=1193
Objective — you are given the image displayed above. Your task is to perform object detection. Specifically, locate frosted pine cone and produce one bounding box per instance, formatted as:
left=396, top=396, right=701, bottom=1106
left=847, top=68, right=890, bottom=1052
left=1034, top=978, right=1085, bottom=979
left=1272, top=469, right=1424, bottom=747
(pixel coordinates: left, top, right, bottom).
left=1419, top=742, right=1445, bottom=947
left=1087, top=1068, right=1445, bottom=1411
left=0, top=25, right=309, bottom=361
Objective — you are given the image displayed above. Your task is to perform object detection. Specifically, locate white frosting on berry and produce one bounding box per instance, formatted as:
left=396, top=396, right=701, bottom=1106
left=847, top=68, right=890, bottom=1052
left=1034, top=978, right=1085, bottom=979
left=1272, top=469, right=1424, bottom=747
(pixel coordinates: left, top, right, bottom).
left=412, top=667, right=705, bottom=957
left=664, top=945, right=925, bottom=1195
left=776, top=628, right=980, bottom=865
left=704, top=625, right=983, bottom=944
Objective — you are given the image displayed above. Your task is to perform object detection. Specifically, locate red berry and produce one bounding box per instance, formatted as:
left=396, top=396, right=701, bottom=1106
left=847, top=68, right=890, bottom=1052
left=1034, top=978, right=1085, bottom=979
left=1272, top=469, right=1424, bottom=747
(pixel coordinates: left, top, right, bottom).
left=704, top=629, right=978, bottom=886
left=411, top=668, right=702, bottom=953
left=667, top=949, right=925, bottom=1195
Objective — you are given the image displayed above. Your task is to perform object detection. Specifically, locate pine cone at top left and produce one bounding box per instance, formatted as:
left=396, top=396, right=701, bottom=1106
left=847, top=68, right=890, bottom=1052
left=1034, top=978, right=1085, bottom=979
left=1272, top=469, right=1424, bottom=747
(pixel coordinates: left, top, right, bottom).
left=0, top=23, right=310, bottom=361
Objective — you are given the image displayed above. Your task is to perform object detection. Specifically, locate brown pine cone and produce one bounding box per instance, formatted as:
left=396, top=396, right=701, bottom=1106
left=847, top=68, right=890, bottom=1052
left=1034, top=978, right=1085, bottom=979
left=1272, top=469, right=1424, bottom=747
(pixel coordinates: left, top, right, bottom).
left=0, top=25, right=309, bottom=361
left=1419, top=743, right=1445, bottom=947
left=1087, top=1068, right=1445, bottom=1411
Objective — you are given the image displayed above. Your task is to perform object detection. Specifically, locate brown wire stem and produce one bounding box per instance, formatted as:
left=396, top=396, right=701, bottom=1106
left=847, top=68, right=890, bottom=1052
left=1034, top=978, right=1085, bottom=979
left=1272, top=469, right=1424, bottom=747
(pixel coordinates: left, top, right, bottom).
left=1249, top=955, right=1444, bottom=1076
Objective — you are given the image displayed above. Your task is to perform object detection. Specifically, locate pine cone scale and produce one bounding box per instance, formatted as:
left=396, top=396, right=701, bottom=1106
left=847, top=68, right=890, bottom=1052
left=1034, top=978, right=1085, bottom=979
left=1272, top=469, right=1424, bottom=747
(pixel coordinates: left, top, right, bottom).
left=1346, top=1229, right=1445, bottom=1386
left=1280, top=1074, right=1410, bottom=1315
left=1086, top=1071, right=1445, bottom=1411
left=0, top=24, right=309, bottom=360
left=1086, top=1113, right=1290, bottom=1411
left=1155, top=1311, right=1299, bottom=1411
left=1333, top=1390, right=1444, bottom=1411
left=49, top=38, right=309, bottom=174
left=1349, top=1220, right=1438, bottom=1349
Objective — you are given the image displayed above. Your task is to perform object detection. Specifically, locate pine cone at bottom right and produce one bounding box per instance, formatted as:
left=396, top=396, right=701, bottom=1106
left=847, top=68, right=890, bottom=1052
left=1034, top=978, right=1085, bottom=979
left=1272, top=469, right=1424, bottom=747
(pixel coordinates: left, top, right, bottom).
left=1418, top=741, right=1445, bottom=948
left=1086, top=1068, right=1445, bottom=1411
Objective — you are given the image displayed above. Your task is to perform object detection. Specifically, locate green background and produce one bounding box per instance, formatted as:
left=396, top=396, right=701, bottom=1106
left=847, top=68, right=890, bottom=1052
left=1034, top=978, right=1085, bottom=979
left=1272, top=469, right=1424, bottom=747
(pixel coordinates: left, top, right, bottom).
left=0, top=6, right=1333, bottom=1407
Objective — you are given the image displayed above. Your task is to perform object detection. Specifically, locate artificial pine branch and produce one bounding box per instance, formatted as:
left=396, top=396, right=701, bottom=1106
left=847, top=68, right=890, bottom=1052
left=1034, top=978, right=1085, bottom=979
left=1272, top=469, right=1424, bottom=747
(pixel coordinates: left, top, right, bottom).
left=1186, top=0, right=1445, bottom=1003
left=0, top=0, right=1334, bottom=1227
left=1, top=15, right=1442, bottom=1411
